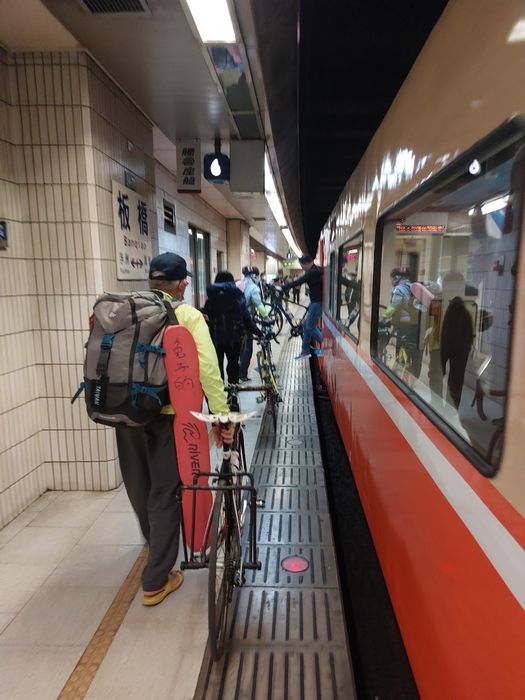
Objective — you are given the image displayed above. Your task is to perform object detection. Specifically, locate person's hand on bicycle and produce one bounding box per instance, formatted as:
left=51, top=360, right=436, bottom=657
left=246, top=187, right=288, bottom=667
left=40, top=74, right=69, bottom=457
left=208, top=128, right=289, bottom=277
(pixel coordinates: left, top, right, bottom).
left=212, top=423, right=235, bottom=447
left=263, top=325, right=278, bottom=342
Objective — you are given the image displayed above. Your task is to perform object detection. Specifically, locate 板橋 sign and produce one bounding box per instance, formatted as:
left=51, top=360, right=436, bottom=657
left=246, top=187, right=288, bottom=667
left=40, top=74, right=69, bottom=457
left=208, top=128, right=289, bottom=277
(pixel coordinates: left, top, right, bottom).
left=112, top=180, right=152, bottom=280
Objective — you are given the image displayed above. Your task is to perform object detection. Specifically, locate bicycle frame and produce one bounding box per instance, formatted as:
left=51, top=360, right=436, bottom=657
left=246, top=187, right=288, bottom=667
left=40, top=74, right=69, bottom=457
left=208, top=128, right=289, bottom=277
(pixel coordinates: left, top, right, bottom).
left=268, top=287, right=308, bottom=338
left=177, top=470, right=260, bottom=573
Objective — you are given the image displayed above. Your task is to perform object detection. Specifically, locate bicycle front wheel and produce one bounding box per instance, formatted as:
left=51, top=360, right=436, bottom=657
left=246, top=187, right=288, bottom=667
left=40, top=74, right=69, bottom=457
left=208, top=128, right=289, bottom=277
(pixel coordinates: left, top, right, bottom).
left=263, top=303, right=283, bottom=337
left=269, top=388, right=278, bottom=431
left=208, top=489, right=240, bottom=660
left=267, top=365, right=280, bottom=431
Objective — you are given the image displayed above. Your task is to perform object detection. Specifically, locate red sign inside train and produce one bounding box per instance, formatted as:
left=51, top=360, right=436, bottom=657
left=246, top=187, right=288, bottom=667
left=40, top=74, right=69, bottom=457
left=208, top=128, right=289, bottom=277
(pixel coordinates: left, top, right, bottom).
left=396, top=224, right=446, bottom=232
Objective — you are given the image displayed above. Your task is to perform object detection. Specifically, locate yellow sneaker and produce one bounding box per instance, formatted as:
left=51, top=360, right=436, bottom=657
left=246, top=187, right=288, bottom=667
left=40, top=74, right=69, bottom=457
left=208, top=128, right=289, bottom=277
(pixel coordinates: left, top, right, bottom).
left=143, top=571, right=184, bottom=607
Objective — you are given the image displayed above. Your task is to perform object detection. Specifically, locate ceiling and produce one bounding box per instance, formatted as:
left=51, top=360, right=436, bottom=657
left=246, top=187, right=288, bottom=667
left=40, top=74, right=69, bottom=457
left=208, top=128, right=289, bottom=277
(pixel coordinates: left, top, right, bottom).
left=250, top=0, right=450, bottom=254
left=1, top=0, right=449, bottom=257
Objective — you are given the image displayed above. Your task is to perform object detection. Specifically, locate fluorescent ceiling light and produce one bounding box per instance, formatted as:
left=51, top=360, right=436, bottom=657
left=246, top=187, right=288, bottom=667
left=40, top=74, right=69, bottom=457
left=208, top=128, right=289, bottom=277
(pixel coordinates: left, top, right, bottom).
left=264, top=154, right=287, bottom=227
left=469, top=195, right=509, bottom=216
left=481, top=195, right=509, bottom=215
left=508, top=19, right=525, bottom=43
left=264, top=154, right=302, bottom=256
left=185, top=0, right=236, bottom=43
left=281, top=227, right=302, bottom=257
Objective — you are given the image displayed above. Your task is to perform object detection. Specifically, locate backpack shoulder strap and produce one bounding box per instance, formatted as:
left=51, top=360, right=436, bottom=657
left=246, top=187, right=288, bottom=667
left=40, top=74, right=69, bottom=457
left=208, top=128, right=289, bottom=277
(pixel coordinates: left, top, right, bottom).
left=163, top=299, right=186, bottom=326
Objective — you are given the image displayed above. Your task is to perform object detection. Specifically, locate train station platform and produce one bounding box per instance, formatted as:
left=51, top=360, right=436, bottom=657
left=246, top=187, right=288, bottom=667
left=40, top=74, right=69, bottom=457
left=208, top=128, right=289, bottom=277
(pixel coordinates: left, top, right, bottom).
left=0, top=334, right=355, bottom=699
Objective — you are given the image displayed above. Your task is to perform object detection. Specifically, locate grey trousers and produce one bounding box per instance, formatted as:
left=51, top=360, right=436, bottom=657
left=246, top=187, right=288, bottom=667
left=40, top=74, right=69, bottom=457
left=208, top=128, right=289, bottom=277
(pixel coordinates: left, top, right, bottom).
left=115, top=415, right=181, bottom=591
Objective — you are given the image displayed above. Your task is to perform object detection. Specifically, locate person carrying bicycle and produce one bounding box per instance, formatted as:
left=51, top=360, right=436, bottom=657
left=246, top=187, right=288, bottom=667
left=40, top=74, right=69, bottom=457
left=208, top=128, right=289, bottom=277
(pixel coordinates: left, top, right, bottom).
left=203, top=270, right=262, bottom=385
left=239, top=265, right=269, bottom=382
left=340, top=269, right=361, bottom=326
left=278, top=254, right=324, bottom=359
left=383, top=267, right=423, bottom=379
left=115, top=253, right=234, bottom=608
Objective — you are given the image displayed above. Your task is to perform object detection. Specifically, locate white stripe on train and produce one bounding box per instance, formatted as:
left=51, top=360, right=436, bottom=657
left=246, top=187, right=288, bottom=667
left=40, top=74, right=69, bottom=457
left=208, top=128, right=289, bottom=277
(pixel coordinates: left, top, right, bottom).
left=323, top=313, right=525, bottom=610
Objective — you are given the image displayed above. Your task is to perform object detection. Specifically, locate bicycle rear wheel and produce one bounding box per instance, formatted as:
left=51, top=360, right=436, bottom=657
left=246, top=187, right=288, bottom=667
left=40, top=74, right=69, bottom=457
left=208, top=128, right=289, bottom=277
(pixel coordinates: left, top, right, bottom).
left=208, top=489, right=240, bottom=660
left=266, top=364, right=279, bottom=431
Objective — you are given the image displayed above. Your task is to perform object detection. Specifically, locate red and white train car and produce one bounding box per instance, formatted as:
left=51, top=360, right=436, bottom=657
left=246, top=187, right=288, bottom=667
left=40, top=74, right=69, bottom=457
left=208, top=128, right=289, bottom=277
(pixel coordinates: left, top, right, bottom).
left=319, top=1, right=525, bottom=696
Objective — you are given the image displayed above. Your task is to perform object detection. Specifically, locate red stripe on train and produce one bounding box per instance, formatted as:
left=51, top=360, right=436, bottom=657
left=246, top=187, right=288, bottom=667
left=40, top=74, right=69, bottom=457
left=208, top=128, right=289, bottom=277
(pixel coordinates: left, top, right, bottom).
left=322, top=323, right=525, bottom=699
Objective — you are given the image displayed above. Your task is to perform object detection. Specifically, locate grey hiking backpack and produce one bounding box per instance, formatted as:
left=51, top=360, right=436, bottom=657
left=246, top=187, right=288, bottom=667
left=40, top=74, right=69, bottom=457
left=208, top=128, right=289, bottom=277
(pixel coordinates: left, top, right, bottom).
left=72, top=292, right=182, bottom=427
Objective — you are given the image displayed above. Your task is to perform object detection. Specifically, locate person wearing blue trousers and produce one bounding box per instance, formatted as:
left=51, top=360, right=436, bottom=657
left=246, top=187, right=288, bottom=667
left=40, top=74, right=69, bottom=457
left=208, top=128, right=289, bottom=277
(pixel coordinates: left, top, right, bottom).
left=280, top=255, right=324, bottom=360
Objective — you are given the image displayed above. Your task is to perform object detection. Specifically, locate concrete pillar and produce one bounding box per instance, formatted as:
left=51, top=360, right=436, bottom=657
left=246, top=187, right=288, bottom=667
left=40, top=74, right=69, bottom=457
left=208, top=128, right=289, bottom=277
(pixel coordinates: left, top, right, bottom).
left=254, top=252, right=265, bottom=273
left=226, top=219, right=250, bottom=279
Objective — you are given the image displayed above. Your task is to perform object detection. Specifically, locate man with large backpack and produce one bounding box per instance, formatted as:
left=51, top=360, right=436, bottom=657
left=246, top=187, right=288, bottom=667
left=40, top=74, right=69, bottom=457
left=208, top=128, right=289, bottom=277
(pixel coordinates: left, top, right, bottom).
left=98, top=253, right=232, bottom=606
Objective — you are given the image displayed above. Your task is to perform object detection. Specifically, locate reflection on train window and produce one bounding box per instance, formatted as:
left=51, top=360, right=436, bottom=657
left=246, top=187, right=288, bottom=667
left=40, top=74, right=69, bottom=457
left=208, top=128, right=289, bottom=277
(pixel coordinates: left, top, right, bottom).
left=328, top=250, right=336, bottom=314
left=376, top=137, right=523, bottom=471
left=337, top=237, right=362, bottom=340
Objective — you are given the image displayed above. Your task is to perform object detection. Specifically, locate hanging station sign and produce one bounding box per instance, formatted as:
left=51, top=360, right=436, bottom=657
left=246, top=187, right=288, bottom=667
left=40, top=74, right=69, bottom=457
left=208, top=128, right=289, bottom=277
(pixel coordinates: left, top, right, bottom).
left=176, top=138, right=201, bottom=193
left=112, top=180, right=153, bottom=280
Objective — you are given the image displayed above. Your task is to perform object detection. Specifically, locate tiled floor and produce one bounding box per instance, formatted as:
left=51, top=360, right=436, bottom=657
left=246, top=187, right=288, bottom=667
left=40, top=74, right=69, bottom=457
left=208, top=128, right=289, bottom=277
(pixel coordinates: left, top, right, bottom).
left=0, top=344, right=283, bottom=700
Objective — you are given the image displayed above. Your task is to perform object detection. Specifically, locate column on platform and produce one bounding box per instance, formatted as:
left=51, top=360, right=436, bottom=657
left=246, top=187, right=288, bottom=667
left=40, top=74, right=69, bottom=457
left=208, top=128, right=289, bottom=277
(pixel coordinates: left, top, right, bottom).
left=226, top=219, right=251, bottom=279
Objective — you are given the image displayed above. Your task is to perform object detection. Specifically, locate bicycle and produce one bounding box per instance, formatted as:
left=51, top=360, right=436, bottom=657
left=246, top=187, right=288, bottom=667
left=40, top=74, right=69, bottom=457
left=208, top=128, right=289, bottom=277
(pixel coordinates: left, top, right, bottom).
left=237, top=324, right=281, bottom=431
left=377, top=319, right=396, bottom=367
left=251, top=328, right=281, bottom=431
left=377, top=319, right=419, bottom=386
left=261, top=285, right=308, bottom=339
left=471, top=354, right=505, bottom=466
left=177, top=398, right=263, bottom=660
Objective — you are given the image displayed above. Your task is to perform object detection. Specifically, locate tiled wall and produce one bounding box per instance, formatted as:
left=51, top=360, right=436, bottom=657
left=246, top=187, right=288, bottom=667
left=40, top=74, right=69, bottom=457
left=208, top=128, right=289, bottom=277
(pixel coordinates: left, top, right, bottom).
left=0, top=50, right=156, bottom=526
left=155, top=162, right=228, bottom=294
left=1, top=49, right=234, bottom=527
left=0, top=50, right=45, bottom=526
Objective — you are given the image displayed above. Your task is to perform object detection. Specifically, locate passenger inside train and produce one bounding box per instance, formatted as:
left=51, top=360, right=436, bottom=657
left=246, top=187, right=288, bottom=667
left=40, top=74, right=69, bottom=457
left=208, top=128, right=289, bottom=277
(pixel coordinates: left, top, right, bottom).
left=374, top=139, right=520, bottom=467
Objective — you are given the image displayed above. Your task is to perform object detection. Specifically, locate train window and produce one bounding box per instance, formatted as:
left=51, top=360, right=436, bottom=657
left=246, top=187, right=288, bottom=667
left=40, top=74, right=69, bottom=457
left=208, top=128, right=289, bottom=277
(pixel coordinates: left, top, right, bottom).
left=328, top=250, right=336, bottom=314
left=337, top=236, right=363, bottom=340
left=375, top=132, right=524, bottom=473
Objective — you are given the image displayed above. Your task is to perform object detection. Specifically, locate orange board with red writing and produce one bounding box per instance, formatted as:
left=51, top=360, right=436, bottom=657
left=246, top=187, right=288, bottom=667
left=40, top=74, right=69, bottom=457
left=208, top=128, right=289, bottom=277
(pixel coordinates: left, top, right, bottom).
left=163, top=325, right=212, bottom=552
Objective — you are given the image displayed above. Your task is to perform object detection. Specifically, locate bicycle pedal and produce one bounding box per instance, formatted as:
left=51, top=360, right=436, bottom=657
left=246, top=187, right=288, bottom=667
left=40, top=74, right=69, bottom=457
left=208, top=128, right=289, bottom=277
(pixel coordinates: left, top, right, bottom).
left=255, top=499, right=266, bottom=508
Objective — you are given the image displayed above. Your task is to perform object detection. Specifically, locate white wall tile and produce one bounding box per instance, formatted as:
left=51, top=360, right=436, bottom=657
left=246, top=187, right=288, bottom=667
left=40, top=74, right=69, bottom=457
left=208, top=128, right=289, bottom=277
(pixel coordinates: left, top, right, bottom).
left=1, top=49, right=233, bottom=526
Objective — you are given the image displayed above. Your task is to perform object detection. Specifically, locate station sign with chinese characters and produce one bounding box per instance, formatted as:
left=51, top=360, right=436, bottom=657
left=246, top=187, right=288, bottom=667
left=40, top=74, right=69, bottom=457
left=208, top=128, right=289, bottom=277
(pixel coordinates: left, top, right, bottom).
left=112, top=180, right=153, bottom=280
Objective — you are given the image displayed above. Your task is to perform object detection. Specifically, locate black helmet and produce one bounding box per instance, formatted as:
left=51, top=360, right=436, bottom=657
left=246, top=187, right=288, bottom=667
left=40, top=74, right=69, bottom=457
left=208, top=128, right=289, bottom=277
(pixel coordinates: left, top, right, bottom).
left=390, top=266, right=411, bottom=281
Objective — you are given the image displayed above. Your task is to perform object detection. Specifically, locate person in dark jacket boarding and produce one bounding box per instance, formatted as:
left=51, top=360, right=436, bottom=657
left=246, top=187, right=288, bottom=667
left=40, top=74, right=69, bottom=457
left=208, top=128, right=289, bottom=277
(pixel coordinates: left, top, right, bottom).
left=279, top=254, right=324, bottom=359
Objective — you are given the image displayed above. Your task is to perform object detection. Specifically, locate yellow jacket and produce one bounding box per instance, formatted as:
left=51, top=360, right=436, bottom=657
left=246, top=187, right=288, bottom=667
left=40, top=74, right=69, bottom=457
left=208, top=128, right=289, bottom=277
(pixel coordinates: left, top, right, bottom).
left=156, top=293, right=229, bottom=416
